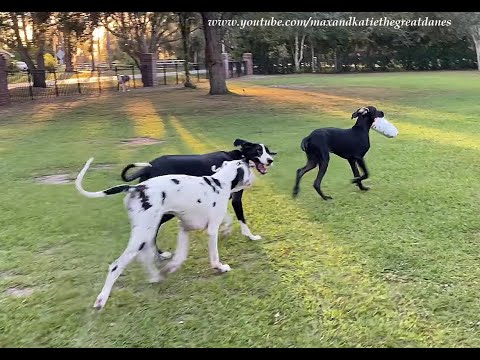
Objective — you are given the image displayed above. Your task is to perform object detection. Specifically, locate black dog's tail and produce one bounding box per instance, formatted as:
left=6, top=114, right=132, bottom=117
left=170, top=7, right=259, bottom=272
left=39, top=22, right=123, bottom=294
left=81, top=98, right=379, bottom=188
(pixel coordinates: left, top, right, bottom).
left=300, top=135, right=312, bottom=153
left=120, top=162, right=152, bottom=182
left=76, top=158, right=136, bottom=198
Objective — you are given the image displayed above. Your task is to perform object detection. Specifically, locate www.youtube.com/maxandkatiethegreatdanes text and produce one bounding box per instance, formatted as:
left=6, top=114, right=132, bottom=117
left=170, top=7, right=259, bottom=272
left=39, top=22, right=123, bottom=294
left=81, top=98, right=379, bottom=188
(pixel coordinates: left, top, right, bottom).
left=208, top=16, right=453, bottom=30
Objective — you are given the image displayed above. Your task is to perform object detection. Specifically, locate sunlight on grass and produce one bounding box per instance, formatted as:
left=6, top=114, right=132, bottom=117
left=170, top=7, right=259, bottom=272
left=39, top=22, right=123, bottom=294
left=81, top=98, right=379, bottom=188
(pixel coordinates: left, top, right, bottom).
left=182, top=131, right=447, bottom=345
left=398, top=123, right=480, bottom=150
left=169, top=115, right=209, bottom=153
left=3, top=74, right=480, bottom=347
left=252, top=183, right=446, bottom=345
left=229, top=82, right=480, bottom=152
left=125, top=99, right=165, bottom=139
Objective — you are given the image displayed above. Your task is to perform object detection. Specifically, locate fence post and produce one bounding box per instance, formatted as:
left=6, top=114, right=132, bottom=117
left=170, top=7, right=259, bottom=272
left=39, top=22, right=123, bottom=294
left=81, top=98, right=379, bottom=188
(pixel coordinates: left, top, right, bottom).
left=163, top=66, right=167, bottom=85
left=236, top=61, right=242, bottom=77
left=175, top=63, right=179, bottom=84
left=131, top=65, right=136, bottom=89
left=196, top=65, right=200, bottom=82
left=222, top=52, right=230, bottom=79
left=97, top=67, right=101, bottom=94
left=114, top=66, right=119, bottom=91
left=0, top=55, right=11, bottom=106
left=27, top=70, right=33, bottom=100
left=75, top=71, right=81, bottom=94
left=242, top=53, right=253, bottom=75
left=52, top=70, right=58, bottom=96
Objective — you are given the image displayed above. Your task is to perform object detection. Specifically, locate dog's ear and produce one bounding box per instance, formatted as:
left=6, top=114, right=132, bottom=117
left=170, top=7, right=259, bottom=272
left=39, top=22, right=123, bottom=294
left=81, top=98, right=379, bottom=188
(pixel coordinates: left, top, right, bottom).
left=351, top=107, right=369, bottom=119
left=233, top=139, right=253, bottom=147
left=264, top=145, right=277, bottom=156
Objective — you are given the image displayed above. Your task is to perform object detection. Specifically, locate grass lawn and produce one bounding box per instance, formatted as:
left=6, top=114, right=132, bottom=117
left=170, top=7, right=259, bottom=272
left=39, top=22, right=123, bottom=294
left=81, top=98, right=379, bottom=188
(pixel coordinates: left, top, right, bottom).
left=1, top=71, right=480, bottom=347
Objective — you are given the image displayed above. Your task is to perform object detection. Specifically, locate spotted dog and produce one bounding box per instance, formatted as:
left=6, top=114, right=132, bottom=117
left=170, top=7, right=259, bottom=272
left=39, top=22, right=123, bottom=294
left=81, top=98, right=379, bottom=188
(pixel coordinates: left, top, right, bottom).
left=117, top=74, right=130, bottom=92
left=75, top=157, right=254, bottom=310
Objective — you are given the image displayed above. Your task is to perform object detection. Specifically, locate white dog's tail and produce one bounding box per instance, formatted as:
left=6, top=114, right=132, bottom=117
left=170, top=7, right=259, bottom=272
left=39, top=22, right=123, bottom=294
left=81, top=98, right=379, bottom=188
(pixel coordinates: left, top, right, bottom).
left=76, top=158, right=134, bottom=198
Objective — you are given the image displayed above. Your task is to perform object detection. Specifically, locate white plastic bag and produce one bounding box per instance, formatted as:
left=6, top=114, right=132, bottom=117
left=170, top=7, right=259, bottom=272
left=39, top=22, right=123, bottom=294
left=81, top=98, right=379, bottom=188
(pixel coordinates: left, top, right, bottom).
left=371, top=117, right=398, bottom=138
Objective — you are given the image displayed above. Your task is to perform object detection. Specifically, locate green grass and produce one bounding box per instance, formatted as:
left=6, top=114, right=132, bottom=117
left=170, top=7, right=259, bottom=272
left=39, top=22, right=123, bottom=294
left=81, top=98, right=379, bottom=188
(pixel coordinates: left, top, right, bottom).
left=1, top=71, right=480, bottom=347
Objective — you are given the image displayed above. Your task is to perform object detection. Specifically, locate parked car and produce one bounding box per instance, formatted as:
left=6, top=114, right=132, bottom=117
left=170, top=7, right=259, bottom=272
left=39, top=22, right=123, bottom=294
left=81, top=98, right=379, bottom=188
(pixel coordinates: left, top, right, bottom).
left=15, top=61, right=28, bottom=71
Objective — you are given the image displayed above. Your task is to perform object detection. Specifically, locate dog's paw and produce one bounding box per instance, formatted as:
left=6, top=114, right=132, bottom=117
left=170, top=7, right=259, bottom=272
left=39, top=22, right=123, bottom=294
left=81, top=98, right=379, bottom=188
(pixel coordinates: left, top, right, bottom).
left=359, top=186, right=370, bottom=191
left=322, top=195, right=333, bottom=201
left=93, top=296, right=106, bottom=311
left=148, top=272, right=164, bottom=283
left=161, top=261, right=182, bottom=275
left=220, top=224, right=233, bottom=237
left=158, top=251, right=173, bottom=261
left=214, top=263, right=231, bottom=273
left=248, top=234, right=262, bottom=241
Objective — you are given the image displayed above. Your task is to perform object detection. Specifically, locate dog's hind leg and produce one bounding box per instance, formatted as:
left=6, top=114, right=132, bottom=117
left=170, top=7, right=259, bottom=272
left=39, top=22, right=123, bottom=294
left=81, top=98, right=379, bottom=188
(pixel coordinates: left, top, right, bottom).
left=220, top=211, right=233, bottom=237
left=161, top=224, right=190, bottom=275
left=153, top=214, right=175, bottom=262
left=93, top=224, right=159, bottom=310
left=313, top=158, right=332, bottom=200
left=292, top=158, right=317, bottom=198
left=137, top=240, right=163, bottom=283
left=348, top=158, right=369, bottom=191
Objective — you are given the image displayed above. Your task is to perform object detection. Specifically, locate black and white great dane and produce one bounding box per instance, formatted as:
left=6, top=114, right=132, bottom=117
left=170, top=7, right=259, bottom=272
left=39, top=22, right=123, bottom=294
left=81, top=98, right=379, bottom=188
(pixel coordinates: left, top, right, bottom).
left=120, top=139, right=277, bottom=258
left=76, top=157, right=255, bottom=310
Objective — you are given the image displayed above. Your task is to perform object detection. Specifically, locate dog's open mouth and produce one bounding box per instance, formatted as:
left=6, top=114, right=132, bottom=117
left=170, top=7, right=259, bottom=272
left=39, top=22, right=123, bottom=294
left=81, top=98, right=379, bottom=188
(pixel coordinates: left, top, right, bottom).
left=253, top=160, right=269, bottom=175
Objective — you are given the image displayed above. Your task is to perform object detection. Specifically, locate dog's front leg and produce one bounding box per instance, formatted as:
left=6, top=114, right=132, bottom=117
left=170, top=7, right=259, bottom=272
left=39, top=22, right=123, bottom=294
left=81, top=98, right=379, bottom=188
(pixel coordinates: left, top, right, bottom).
left=351, top=158, right=370, bottom=190
left=348, top=158, right=369, bottom=191
left=232, top=190, right=261, bottom=241
left=207, top=223, right=231, bottom=272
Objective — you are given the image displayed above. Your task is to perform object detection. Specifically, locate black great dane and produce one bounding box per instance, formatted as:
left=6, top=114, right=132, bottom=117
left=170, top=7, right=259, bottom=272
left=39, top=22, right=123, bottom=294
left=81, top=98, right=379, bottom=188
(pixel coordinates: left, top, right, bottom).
left=120, top=139, right=277, bottom=258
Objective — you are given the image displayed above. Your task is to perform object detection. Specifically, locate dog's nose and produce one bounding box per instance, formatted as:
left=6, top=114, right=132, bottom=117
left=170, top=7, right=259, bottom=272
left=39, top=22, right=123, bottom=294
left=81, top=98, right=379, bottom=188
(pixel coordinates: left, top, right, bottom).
left=267, top=159, right=273, bottom=165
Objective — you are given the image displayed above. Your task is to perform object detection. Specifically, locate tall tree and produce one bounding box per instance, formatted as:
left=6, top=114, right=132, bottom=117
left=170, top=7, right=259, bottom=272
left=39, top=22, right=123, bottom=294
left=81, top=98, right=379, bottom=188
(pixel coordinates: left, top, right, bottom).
left=0, top=12, right=53, bottom=87
left=101, top=12, right=179, bottom=85
left=201, top=12, right=229, bottom=95
left=451, top=12, right=480, bottom=70
left=177, top=12, right=199, bottom=89
left=56, top=12, right=91, bottom=71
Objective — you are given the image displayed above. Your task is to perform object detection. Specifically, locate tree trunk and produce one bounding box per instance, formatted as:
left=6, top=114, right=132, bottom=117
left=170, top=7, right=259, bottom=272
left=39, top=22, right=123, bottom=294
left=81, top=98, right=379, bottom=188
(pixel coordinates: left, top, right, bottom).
left=469, top=26, right=480, bottom=71
left=201, top=12, right=229, bottom=95
left=294, top=34, right=300, bottom=72
left=89, top=32, right=95, bottom=69
left=474, top=39, right=480, bottom=71
left=106, top=31, right=111, bottom=67
left=34, top=28, right=47, bottom=88
left=10, top=13, right=35, bottom=70
left=293, top=33, right=306, bottom=73
left=64, top=29, right=74, bottom=72
left=311, top=38, right=315, bottom=73
left=179, top=13, right=195, bottom=89
left=334, top=49, right=339, bottom=72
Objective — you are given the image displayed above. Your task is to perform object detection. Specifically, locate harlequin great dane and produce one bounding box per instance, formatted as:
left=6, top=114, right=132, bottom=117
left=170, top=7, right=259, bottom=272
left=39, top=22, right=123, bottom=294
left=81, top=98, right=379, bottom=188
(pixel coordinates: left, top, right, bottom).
left=75, top=157, right=255, bottom=310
